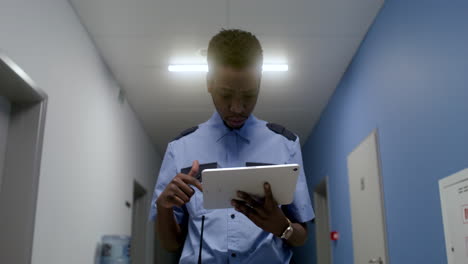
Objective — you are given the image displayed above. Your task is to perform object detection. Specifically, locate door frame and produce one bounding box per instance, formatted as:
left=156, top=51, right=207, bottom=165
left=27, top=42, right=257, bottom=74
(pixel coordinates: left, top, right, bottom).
left=347, top=129, right=390, bottom=264
left=131, top=180, right=148, bottom=264
left=0, top=52, right=48, bottom=264
left=313, top=176, right=333, bottom=264
left=372, top=130, right=390, bottom=264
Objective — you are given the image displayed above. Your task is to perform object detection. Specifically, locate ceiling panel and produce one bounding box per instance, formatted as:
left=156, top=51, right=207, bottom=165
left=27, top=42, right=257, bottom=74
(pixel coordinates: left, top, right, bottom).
left=230, top=0, right=384, bottom=36
left=69, top=0, right=385, bottom=153
left=71, top=0, right=227, bottom=36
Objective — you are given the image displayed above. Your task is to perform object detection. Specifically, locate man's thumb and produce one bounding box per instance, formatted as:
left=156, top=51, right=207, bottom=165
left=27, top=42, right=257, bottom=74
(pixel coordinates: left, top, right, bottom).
left=188, top=160, right=199, bottom=177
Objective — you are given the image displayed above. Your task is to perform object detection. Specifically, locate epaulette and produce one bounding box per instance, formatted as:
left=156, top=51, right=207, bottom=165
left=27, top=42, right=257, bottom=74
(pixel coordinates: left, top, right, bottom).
left=266, top=123, right=297, bottom=141
left=172, top=126, right=199, bottom=141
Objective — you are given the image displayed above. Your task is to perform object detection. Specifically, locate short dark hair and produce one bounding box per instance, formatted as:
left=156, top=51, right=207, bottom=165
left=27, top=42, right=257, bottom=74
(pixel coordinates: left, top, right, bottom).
left=207, top=29, right=263, bottom=72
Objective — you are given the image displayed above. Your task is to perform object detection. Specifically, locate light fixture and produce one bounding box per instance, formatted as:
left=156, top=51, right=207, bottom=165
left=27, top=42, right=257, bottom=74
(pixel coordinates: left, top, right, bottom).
left=262, top=64, right=288, bottom=72
left=168, top=64, right=289, bottom=72
left=168, top=64, right=208, bottom=72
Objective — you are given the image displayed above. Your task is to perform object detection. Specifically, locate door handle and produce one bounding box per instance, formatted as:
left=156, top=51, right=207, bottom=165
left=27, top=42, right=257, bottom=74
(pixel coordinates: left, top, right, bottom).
left=369, top=257, right=383, bottom=264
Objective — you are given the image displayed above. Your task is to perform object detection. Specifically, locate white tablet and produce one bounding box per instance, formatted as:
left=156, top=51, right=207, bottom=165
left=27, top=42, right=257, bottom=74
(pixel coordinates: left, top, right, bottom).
left=201, top=164, right=300, bottom=209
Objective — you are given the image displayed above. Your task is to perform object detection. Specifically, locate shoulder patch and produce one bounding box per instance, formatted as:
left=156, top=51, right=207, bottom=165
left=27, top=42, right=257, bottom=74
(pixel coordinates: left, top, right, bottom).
left=266, top=123, right=297, bottom=141
left=172, top=126, right=199, bottom=141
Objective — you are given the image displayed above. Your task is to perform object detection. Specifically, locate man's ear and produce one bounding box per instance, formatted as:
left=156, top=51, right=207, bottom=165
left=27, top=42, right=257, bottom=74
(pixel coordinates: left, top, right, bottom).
left=206, top=73, right=213, bottom=93
left=257, top=74, right=262, bottom=91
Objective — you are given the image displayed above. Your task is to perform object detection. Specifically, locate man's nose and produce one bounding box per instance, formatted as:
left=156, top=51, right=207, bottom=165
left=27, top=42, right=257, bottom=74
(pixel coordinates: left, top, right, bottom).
left=230, top=97, right=244, bottom=114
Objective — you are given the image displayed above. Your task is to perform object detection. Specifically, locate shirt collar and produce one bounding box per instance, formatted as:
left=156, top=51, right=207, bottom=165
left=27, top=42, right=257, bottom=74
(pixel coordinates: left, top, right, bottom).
left=207, top=111, right=257, bottom=143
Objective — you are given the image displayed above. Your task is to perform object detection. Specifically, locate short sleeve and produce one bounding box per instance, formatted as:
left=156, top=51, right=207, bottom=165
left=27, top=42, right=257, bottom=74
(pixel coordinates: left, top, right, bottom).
left=283, top=137, right=315, bottom=223
left=148, top=143, right=187, bottom=224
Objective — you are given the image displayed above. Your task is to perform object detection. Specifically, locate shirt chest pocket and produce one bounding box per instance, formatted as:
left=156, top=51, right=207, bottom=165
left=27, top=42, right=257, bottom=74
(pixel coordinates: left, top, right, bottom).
left=180, top=162, right=218, bottom=217
left=245, top=162, right=276, bottom=167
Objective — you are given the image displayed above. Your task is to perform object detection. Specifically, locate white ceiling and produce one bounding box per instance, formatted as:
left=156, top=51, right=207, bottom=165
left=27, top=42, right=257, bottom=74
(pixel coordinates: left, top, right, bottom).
left=69, top=0, right=384, bottom=154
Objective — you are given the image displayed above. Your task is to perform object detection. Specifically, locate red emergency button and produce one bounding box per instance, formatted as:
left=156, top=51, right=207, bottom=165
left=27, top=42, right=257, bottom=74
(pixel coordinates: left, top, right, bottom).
left=330, top=231, right=339, bottom=241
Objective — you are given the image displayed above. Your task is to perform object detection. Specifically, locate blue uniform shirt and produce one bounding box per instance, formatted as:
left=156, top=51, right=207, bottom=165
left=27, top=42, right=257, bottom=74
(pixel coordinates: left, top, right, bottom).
left=149, top=112, right=314, bottom=264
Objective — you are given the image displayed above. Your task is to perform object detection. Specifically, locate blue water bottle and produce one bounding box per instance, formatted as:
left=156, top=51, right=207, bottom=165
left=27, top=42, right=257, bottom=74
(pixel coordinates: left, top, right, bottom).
left=100, top=235, right=131, bottom=264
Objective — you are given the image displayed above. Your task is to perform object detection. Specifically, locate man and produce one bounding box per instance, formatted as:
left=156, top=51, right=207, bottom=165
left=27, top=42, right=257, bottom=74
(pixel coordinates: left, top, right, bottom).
left=149, top=29, right=314, bottom=264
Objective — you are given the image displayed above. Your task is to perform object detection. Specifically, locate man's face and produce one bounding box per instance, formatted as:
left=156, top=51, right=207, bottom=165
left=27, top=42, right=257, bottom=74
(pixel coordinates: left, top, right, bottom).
left=207, top=66, right=261, bottom=129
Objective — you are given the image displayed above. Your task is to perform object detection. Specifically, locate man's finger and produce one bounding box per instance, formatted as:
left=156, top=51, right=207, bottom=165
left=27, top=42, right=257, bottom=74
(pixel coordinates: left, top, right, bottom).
left=232, top=199, right=250, bottom=212
left=264, top=182, right=275, bottom=206
left=173, top=188, right=190, bottom=203
left=173, top=178, right=195, bottom=197
left=173, top=195, right=186, bottom=207
left=237, top=191, right=266, bottom=217
left=168, top=194, right=185, bottom=207
left=232, top=199, right=262, bottom=224
left=181, top=173, right=203, bottom=192
left=237, top=191, right=260, bottom=206
left=188, top=160, right=199, bottom=177
left=181, top=160, right=203, bottom=192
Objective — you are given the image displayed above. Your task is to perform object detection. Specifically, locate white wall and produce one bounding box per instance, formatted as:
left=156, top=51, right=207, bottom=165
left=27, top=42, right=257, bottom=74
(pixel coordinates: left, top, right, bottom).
left=0, top=0, right=161, bottom=263
left=0, top=96, right=11, bottom=191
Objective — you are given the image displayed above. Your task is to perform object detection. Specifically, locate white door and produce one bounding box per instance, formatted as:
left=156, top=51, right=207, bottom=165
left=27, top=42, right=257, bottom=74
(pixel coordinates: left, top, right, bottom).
left=347, top=131, right=388, bottom=264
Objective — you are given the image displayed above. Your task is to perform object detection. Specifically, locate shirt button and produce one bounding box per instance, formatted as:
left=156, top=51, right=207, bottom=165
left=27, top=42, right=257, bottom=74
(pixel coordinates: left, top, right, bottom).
left=231, top=214, right=235, bottom=219
left=231, top=253, right=236, bottom=258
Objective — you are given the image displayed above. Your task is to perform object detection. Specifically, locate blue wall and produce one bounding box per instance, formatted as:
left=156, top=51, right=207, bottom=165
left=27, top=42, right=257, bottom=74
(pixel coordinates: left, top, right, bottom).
left=298, top=0, right=468, bottom=263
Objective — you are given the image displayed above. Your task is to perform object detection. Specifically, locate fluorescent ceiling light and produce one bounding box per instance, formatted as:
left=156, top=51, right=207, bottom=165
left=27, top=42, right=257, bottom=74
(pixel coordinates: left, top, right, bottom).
left=168, top=64, right=208, bottom=72
left=262, top=64, right=288, bottom=72
left=168, top=64, right=288, bottom=72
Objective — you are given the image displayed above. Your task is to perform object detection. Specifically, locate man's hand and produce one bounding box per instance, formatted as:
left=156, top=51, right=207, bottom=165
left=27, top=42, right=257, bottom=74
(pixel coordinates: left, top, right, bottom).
left=231, top=182, right=289, bottom=237
left=155, top=160, right=201, bottom=252
left=156, top=160, right=203, bottom=209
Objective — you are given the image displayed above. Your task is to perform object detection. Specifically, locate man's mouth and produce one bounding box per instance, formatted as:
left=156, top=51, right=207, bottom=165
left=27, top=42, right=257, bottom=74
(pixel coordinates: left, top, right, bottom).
left=227, top=117, right=247, bottom=127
